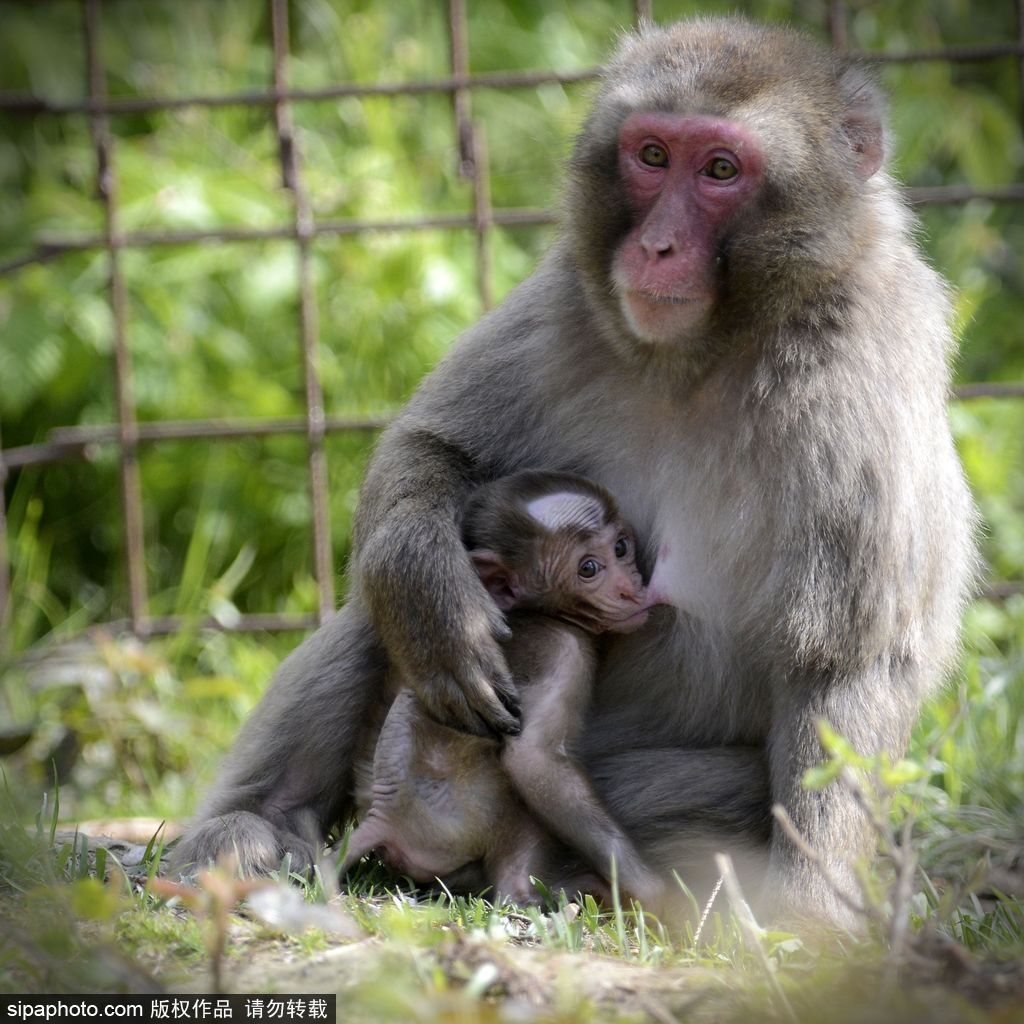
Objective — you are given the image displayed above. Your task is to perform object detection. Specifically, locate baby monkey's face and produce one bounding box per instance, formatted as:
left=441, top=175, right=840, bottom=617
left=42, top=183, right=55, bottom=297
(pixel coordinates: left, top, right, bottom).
left=470, top=482, right=666, bottom=634
left=537, top=517, right=656, bottom=635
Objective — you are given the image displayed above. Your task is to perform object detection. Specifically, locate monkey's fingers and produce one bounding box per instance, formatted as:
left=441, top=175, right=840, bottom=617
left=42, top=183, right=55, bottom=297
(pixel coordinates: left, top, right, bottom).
left=447, top=676, right=521, bottom=738
left=494, top=680, right=521, bottom=719
left=427, top=655, right=520, bottom=737
left=410, top=618, right=520, bottom=735
left=489, top=614, right=513, bottom=644
left=464, top=639, right=521, bottom=735
left=415, top=674, right=497, bottom=737
left=467, top=675, right=521, bottom=737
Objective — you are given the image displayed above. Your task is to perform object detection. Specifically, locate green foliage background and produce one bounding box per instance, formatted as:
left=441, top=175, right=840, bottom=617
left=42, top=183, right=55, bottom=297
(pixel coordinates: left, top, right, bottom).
left=0, top=0, right=1022, bottom=824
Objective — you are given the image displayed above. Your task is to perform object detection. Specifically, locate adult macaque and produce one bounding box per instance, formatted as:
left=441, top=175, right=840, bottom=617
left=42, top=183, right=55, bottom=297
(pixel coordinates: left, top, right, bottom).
left=174, top=17, right=975, bottom=929
left=332, top=471, right=664, bottom=909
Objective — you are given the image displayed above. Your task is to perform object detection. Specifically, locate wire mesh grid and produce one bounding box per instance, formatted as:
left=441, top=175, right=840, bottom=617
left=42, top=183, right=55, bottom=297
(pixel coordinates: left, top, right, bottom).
left=0, top=0, right=1022, bottom=649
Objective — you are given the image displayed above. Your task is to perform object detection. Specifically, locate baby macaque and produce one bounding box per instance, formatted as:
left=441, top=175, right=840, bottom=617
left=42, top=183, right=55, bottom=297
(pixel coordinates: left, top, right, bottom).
left=333, top=470, right=666, bottom=910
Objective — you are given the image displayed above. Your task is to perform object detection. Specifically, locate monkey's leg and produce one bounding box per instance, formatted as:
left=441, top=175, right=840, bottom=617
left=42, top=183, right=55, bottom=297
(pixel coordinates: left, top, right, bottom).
left=169, top=810, right=319, bottom=878
left=171, top=601, right=386, bottom=876
left=766, top=675, right=918, bottom=931
left=589, top=746, right=772, bottom=911
left=485, top=816, right=558, bottom=907
left=502, top=737, right=666, bottom=911
left=329, top=818, right=391, bottom=878
left=486, top=820, right=617, bottom=909
left=502, top=626, right=666, bottom=910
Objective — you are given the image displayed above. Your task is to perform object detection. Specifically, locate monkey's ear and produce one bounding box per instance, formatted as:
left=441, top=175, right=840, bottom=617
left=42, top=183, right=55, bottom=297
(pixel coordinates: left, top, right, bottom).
left=469, top=550, right=522, bottom=610
left=839, top=67, right=884, bottom=181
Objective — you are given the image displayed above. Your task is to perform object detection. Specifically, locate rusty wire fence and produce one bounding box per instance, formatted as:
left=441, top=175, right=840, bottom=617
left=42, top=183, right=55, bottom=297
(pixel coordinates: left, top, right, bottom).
left=1, top=0, right=1023, bottom=651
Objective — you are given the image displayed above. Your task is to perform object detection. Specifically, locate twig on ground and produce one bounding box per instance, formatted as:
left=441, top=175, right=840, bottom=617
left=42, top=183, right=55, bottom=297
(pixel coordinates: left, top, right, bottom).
left=714, top=853, right=797, bottom=1024
left=771, top=805, right=874, bottom=924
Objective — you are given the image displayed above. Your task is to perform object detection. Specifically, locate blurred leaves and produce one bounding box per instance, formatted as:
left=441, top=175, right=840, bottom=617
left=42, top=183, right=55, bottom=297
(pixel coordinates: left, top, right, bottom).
left=1, top=629, right=284, bottom=821
left=0, top=1, right=1022, bottom=833
left=1, top=0, right=1021, bottom=639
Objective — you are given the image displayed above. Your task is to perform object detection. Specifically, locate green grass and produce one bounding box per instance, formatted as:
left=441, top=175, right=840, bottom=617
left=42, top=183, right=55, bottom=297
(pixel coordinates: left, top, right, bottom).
left=1, top=505, right=1021, bottom=1014
left=1, top=607, right=1022, bottom=1016
left=1, top=1, right=1022, bottom=1011
left=1, top=585, right=1023, bottom=1007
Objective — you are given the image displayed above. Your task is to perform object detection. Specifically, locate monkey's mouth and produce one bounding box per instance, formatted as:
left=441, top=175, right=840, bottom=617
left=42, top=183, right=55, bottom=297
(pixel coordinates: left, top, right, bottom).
left=607, top=607, right=653, bottom=633
left=631, top=291, right=702, bottom=306
left=618, top=287, right=713, bottom=344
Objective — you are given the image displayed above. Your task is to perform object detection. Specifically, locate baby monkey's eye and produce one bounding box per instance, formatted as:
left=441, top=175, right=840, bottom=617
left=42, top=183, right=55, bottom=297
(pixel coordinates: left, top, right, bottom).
left=578, top=558, right=601, bottom=580
left=614, top=536, right=631, bottom=559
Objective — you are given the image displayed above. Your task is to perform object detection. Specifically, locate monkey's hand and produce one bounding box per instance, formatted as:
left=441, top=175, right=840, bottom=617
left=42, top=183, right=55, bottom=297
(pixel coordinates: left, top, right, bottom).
left=397, top=590, right=521, bottom=738
left=359, top=527, right=521, bottom=737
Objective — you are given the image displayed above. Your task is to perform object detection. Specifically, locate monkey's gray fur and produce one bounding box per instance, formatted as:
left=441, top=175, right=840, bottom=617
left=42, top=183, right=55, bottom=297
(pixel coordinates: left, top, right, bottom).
left=326, top=469, right=664, bottom=910
left=172, top=16, right=976, bottom=929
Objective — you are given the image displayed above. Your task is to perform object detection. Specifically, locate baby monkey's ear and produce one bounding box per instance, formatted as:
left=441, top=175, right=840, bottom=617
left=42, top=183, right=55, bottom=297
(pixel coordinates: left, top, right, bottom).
left=469, top=550, right=522, bottom=610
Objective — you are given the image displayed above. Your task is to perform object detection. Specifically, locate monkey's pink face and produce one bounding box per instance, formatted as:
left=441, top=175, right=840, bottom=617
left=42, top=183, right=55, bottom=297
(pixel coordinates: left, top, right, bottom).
left=612, top=113, right=764, bottom=344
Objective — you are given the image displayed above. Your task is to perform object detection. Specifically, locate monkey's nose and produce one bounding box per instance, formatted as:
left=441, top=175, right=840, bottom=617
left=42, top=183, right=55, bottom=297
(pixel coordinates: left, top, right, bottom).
left=640, top=234, right=675, bottom=259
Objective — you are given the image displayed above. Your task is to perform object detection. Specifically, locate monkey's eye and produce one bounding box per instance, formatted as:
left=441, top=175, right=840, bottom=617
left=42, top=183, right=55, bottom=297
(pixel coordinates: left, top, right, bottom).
left=614, top=536, right=631, bottom=559
left=701, top=156, right=738, bottom=181
left=639, top=143, right=669, bottom=168
left=578, top=558, right=601, bottom=580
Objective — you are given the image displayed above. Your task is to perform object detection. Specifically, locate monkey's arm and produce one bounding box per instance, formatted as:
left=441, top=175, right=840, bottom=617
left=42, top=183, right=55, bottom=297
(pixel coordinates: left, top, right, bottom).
left=757, top=352, right=973, bottom=929
left=500, top=623, right=665, bottom=909
left=352, top=269, right=577, bottom=738
left=353, top=423, right=520, bottom=737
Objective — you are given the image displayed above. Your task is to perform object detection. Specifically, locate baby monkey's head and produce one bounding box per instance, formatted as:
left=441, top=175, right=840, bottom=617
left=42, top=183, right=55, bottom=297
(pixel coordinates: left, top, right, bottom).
left=462, top=470, right=655, bottom=634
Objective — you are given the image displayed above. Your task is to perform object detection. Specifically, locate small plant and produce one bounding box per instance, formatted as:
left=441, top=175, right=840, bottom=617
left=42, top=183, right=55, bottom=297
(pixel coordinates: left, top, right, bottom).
left=149, top=858, right=273, bottom=993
